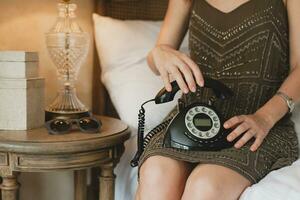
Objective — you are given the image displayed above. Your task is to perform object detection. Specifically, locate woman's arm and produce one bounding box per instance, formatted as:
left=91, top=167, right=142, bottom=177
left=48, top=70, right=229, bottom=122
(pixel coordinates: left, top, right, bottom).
left=225, top=0, right=300, bottom=152
left=255, top=0, right=300, bottom=126
left=155, top=0, right=193, bottom=49
left=147, top=0, right=204, bottom=93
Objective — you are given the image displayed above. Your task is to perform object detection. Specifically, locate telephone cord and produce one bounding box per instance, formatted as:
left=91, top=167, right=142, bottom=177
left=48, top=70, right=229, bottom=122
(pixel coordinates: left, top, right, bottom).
left=131, top=99, right=155, bottom=167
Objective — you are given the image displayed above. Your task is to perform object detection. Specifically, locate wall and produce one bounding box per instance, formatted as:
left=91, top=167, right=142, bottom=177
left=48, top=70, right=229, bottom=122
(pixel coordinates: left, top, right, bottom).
left=0, top=0, right=95, bottom=199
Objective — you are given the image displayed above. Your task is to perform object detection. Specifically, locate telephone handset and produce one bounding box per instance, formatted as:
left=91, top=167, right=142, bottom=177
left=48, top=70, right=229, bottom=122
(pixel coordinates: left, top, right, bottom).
left=155, top=77, right=233, bottom=104
left=131, top=77, right=237, bottom=167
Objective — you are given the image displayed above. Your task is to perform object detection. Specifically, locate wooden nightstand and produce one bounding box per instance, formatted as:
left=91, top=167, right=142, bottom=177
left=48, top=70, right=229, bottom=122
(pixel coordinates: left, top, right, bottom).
left=0, top=116, right=130, bottom=200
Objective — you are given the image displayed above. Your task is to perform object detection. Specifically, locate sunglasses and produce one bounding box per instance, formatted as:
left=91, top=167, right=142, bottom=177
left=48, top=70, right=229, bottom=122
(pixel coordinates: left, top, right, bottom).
left=45, top=117, right=102, bottom=135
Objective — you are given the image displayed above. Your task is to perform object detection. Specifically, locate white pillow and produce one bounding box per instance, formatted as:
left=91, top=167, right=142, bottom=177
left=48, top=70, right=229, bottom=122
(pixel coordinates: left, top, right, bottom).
left=93, top=13, right=188, bottom=136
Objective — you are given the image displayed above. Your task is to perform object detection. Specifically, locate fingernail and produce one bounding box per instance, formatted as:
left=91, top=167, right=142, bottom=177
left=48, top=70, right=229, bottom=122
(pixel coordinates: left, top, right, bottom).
left=224, top=123, right=228, bottom=128
left=227, top=136, right=232, bottom=141
left=184, top=89, right=189, bottom=93
left=191, top=86, right=196, bottom=92
left=200, top=81, right=204, bottom=87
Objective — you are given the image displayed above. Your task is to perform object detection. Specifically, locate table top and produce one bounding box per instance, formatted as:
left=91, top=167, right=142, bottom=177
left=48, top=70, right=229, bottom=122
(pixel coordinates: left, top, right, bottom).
left=0, top=116, right=131, bottom=154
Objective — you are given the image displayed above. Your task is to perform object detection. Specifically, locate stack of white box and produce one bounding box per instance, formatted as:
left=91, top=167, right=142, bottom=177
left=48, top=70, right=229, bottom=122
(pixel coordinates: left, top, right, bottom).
left=0, top=51, right=45, bottom=130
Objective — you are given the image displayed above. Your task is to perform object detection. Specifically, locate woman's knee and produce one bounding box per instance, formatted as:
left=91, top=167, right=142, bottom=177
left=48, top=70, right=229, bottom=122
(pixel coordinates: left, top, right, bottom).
left=182, top=164, right=251, bottom=200
left=138, top=155, right=191, bottom=200
left=183, top=172, right=224, bottom=200
left=140, top=155, right=191, bottom=182
left=140, top=156, right=172, bottom=184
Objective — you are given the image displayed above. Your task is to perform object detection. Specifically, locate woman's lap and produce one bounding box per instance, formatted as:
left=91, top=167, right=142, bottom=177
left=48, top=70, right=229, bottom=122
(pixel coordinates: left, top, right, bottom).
left=138, top=155, right=251, bottom=200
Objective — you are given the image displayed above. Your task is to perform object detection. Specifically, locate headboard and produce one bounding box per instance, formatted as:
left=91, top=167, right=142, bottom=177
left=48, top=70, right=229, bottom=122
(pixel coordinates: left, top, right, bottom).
left=92, top=0, right=168, bottom=118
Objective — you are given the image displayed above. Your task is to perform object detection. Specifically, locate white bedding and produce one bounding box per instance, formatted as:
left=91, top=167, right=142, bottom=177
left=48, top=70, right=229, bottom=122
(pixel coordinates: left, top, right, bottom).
left=93, top=14, right=300, bottom=200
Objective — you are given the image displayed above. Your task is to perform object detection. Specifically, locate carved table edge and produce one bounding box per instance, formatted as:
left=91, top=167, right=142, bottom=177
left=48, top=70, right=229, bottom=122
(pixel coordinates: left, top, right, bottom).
left=0, top=128, right=131, bottom=155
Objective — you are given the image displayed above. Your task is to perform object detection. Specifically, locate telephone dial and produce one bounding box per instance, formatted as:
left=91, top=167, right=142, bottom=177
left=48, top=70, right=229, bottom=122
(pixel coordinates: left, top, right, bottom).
left=131, top=77, right=240, bottom=167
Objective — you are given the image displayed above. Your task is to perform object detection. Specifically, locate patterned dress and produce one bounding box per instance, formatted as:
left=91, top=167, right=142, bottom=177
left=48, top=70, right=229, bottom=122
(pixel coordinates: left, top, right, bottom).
left=138, top=0, right=299, bottom=183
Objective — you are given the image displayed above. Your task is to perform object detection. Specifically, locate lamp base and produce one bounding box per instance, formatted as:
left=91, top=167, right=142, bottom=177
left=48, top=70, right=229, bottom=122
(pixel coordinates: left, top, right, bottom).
left=45, top=111, right=92, bottom=122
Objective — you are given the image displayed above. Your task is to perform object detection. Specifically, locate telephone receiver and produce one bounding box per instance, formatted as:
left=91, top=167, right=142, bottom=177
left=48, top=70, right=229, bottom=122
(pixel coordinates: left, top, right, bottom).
left=155, top=77, right=233, bottom=104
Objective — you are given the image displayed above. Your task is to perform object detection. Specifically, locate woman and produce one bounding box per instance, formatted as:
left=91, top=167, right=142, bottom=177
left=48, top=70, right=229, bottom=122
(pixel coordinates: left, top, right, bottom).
left=136, top=0, right=300, bottom=199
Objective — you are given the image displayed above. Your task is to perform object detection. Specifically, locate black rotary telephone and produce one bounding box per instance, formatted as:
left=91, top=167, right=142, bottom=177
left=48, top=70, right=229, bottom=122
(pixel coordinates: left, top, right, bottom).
left=131, top=77, right=238, bottom=167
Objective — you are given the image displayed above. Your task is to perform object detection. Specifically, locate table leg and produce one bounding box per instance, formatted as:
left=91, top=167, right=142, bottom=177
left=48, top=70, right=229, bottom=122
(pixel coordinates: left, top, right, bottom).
left=99, top=164, right=116, bottom=200
left=0, top=174, right=19, bottom=200
left=74, top=170, right=87, bottom=200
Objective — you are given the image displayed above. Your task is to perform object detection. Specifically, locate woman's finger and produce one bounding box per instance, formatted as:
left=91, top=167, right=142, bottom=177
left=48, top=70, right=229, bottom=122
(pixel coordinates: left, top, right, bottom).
left=227, top=121, right=249, bottom=142
left=234, top=130, right=255, bottom=149
left=169, top=67, right=189, bottom=93
left=250, top=137, right=263, bottom=152
left=175, top=60, right=196, bottom=92
left=160, top=70, right=172, bottom=92
left=179, top=53, right=204, bottom=87
left=224, top=115, right=245, bottom=129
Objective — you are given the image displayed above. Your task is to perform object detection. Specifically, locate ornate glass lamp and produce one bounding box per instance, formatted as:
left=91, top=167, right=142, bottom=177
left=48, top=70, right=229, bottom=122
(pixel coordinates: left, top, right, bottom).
left=45, top=0, right=90, bottom=121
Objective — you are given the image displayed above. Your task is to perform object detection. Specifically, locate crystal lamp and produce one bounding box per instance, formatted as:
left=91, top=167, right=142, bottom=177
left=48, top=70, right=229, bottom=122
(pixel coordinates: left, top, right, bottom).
left=45, top=0, right=90, bottom=121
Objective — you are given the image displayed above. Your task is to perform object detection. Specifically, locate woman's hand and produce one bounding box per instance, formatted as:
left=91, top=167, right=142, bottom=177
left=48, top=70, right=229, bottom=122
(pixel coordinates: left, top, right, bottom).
left=148, top=44, right=204, bottom=93
left=224, top=111, right=275, bottom=152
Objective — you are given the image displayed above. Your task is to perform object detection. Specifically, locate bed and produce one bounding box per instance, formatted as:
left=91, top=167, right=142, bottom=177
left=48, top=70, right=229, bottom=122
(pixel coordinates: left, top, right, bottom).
left=92, top=1, right=300, bottom=200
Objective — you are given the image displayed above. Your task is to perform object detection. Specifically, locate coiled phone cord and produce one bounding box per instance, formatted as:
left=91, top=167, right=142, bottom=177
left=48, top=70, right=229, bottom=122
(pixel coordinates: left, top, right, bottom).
left=130, top=99, right=174, bottom=167
left=130, top=99, right=154, bottom=167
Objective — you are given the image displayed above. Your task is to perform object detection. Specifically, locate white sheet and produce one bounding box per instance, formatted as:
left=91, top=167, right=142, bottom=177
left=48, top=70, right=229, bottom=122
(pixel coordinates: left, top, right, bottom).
left=240, top=159, right=300, bottom=200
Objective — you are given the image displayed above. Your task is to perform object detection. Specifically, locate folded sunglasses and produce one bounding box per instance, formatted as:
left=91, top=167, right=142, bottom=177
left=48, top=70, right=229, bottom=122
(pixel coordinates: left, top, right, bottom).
left=45, top=116, right=102, bottom=135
